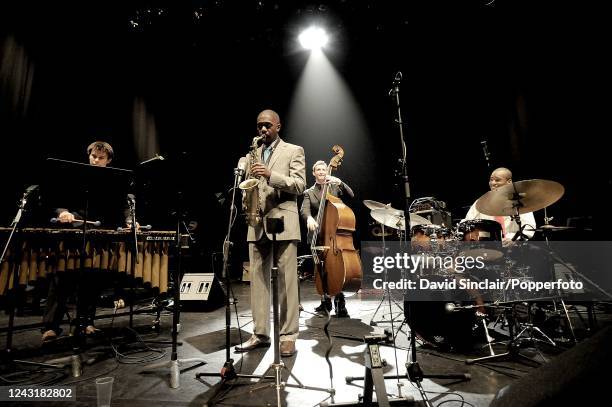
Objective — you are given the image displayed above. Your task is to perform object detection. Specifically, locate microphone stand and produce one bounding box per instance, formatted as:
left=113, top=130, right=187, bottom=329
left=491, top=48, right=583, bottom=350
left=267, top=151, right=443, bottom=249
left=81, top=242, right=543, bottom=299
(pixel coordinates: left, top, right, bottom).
left=391, top=72, right=470, bottom=404
left=141, top=191, right=206, bottom=389
left=481, top=140, right=492, bottom=169
left=127, top=194, right=138, bottom=328
left=195, top=163, right=272, bottom=395
left=1, top=187, right=60, bottom=370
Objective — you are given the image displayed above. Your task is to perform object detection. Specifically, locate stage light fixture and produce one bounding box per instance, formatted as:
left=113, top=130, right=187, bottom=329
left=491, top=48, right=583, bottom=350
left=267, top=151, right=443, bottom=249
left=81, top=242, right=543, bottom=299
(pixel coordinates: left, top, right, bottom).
left=298, top=26, right=328, bottom=50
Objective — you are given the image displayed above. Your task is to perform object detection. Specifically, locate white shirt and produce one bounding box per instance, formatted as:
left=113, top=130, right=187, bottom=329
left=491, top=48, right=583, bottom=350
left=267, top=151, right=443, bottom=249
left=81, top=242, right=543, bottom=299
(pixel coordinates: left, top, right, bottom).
left=463, top=201, right=536, bottom=240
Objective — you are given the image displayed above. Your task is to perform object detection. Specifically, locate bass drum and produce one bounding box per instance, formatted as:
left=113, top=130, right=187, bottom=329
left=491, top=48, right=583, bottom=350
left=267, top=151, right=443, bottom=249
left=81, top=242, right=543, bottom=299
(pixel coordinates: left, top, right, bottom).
left=405, top=275, right=487, bottom=351
left=406, top=300, right=483, bottom=351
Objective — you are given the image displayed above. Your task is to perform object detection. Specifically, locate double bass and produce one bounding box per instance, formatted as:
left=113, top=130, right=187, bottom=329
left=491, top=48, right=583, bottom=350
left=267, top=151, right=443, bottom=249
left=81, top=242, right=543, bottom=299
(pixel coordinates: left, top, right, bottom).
left=310, top=145, right=362, bottom=296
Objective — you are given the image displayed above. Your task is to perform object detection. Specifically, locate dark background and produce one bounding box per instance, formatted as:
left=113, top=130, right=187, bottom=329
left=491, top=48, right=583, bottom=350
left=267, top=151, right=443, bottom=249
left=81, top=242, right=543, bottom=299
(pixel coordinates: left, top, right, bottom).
left=1, top=1, right=609, bottom=275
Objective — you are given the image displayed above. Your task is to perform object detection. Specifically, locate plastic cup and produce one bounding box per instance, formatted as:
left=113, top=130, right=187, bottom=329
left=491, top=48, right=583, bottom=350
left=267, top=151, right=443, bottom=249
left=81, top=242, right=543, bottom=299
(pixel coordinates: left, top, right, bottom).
left=95, top=376, right=114, bottom=407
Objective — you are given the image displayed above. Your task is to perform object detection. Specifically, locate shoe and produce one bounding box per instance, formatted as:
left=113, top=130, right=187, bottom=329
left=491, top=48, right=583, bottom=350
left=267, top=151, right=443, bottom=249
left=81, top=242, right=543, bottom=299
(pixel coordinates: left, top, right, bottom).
left=280, top=340, right=296, bottom=357
left=41, top=329, right=58, bottom=343
left=314, top=298, right=332, bottom=314
left=335, top=305, right=350, bottom=318
left=235, top=335, right=271, bottom=352
left=114, top=298, right=126, bottom=309
left=334, top=296, right=350, bottom=318
left=85, top=325, right=101, bottom=335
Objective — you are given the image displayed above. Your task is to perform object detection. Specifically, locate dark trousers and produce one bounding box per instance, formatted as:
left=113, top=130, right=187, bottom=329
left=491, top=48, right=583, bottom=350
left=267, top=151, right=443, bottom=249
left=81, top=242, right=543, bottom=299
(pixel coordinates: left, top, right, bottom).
left=42, top=270, right=101, bottom=334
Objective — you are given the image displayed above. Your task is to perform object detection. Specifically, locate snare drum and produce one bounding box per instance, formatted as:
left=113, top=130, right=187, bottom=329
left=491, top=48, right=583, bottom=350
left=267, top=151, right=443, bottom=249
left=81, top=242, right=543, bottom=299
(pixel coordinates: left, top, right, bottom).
left=457, top=219, right=502, bottom=241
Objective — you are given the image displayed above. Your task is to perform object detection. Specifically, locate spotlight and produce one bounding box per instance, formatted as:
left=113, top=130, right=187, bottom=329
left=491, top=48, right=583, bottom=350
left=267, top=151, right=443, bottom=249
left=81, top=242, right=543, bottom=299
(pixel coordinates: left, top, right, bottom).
left=298, top=26, right=328, bottom=50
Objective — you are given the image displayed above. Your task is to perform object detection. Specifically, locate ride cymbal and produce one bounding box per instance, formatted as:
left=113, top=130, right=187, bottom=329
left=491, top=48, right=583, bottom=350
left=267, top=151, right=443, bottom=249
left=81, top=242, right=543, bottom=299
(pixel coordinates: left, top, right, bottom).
left=475, top=179, right=564, bottom=216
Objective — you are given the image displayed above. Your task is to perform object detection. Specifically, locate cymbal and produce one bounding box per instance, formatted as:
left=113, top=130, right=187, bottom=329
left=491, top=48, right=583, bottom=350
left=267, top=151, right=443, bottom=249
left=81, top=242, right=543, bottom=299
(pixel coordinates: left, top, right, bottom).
left=370, top=208, right=431, bottom=230
left=363, top=200, right=389, bottom=211
left=475, top=179, right=565, bottom=216
left=536, top=225, right=575, bottom=232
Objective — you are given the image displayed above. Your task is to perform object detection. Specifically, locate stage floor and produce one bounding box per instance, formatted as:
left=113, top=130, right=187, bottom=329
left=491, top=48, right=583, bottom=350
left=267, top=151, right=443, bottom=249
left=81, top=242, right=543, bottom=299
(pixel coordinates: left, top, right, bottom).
left=0, top=280, right=609, bottom=406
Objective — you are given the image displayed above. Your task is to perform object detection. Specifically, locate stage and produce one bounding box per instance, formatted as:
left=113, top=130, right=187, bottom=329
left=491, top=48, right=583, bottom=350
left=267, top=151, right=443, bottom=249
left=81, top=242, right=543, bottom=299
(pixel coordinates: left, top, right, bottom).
left=1, top=279, right=609, bottom=406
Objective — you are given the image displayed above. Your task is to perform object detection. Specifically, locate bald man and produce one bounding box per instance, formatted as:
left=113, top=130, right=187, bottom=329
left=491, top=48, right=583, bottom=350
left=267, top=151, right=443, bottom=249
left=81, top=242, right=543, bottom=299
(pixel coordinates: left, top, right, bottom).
left=463, top=167, right=536, bottom=241
left=235, top=109, right=306, bottom=357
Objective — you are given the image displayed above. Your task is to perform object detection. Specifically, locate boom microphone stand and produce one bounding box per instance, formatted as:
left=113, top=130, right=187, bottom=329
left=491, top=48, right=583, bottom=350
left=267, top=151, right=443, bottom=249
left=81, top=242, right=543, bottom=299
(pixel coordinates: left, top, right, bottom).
left=195, top=159, right=274, bottom=397
left=392, top=72, right=470, bottom=403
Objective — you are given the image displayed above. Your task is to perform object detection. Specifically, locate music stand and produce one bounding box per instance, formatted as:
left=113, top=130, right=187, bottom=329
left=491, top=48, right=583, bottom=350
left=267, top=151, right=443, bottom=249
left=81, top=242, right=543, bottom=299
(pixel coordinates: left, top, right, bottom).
left=42, top=158, right=133, bottom=376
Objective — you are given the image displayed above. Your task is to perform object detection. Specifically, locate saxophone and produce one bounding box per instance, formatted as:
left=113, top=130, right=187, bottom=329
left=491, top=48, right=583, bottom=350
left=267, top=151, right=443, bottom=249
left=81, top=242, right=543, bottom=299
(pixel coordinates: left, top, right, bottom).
left=239, top=135, right=264, bottom=227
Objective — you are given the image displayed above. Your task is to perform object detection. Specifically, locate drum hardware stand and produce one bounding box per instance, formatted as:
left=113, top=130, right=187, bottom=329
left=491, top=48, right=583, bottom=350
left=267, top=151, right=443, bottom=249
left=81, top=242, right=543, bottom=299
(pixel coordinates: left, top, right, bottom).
left=141, top=191, right=206, bottom=388
left=466, top=302, right=545, bottom=365
left=369, top=224, right=405, bottom=328
left=208, top=218, right=334, bottom=407
left=539, top=209, right=579, bottom=344
left=0, top=186, right=62, bottom=371
left=194, top=163, right=274, bottom=397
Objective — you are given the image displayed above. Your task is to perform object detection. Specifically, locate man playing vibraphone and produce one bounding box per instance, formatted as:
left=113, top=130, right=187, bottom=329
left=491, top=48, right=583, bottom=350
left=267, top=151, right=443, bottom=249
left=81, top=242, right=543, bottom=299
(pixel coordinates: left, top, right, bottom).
left=42, top=141, right=126, bottom=342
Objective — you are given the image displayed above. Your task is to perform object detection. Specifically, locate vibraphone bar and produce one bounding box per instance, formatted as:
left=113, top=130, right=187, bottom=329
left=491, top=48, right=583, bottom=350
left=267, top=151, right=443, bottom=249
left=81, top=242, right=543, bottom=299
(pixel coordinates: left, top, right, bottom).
left=0, top=228, right=176, bottom=297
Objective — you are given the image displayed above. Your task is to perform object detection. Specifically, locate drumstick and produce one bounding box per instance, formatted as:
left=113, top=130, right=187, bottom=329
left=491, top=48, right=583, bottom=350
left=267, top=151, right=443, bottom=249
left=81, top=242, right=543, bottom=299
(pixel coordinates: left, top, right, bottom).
left=50, top=218, right=102, bottom=227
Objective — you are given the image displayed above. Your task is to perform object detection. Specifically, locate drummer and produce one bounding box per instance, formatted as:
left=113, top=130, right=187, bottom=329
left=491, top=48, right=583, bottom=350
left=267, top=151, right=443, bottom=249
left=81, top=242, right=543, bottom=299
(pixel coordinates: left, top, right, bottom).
left=463, top=167, right=536, bottom=242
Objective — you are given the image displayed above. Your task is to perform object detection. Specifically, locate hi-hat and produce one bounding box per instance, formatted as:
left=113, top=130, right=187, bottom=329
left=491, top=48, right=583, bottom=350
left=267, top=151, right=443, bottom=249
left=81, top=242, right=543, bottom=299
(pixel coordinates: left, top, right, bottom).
left=363, top=200, right=389, bottom=211
left=370, top=208, right=431, bottom=230
left=475, top=179, right=565, bottom=217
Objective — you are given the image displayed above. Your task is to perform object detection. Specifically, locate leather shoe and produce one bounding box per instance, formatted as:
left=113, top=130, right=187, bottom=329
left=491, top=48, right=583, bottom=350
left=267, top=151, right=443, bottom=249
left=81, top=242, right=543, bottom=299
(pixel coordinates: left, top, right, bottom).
left=335, top=305, right=350, bottom=318
left=235, top=335, right=270, bottom=352
left=41, top=329, right=58, bottom=343
left=280, top=340, right=296, bottom=357
left=314, top=298, right=332, bottom=314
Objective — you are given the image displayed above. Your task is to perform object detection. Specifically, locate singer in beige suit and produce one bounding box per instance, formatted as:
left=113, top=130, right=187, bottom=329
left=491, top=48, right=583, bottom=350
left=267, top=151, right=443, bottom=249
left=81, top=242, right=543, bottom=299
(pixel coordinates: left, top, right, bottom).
left=235, top=109, right=306, bottom=357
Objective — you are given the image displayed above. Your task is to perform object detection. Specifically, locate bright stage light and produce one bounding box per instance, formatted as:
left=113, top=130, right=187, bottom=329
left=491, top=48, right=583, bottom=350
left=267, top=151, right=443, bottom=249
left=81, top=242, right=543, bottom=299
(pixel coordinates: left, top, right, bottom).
left=298, top=26, right=329, bottom=50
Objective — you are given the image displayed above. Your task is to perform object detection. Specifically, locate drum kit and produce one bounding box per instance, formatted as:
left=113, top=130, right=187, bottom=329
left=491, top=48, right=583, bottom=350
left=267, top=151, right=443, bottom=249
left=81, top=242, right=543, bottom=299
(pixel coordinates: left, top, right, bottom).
left=364, top=179, right=575, bottom=351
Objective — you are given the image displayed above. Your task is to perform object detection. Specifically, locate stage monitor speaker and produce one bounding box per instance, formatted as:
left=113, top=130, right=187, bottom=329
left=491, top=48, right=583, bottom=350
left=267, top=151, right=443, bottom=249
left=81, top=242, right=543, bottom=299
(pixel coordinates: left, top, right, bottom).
left=490, top=324, right=612, bottom=407
left=179, top=273, right=224, bottom=311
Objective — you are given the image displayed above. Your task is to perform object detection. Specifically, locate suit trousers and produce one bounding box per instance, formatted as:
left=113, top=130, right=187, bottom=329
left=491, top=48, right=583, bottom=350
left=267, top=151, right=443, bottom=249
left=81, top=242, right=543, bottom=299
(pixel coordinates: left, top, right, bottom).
left=249, top=237, right=299, bottom=342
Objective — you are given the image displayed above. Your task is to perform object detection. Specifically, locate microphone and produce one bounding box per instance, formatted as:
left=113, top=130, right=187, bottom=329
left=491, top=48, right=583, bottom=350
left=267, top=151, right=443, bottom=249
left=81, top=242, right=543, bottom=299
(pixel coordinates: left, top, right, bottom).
left=393, top=71, right=402, bottom=83
left=139, top=154, right=165, bottom=165
left=389, top=71, right=402, bottom=96
left=481, top=140, right=491, bottom=168
left=127, top=193, right=136, bottom=206
left=51, top=218, right=101, bottom=227
left=235, top=157, right=248, bottom=181
left=24, top=184, right=39, bottom=197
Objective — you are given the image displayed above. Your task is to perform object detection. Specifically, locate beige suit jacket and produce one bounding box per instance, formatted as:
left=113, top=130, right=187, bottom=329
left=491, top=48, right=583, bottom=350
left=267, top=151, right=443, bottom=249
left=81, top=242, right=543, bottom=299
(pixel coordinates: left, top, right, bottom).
left=246, top=138, right=306, bottom=242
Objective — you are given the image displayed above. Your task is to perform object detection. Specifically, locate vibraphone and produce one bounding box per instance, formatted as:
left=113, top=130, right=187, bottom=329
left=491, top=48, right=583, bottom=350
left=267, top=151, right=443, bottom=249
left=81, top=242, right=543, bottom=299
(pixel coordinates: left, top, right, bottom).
left=0, top=227, right=176, bottom=297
